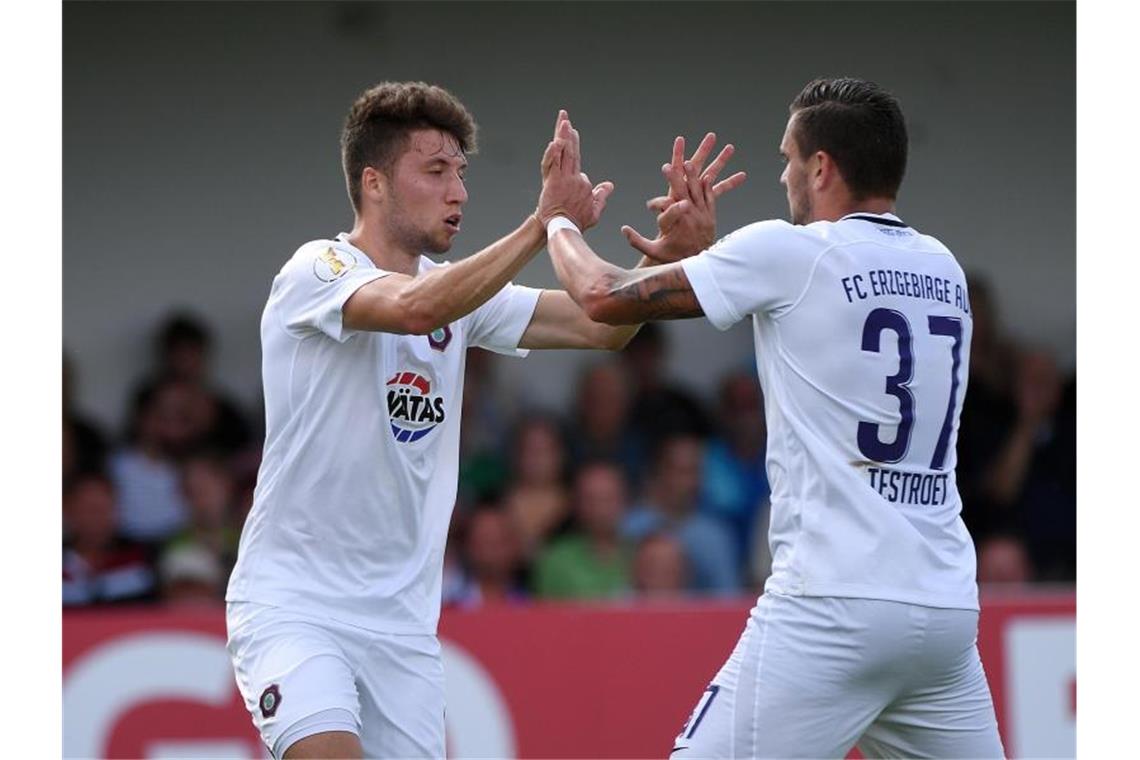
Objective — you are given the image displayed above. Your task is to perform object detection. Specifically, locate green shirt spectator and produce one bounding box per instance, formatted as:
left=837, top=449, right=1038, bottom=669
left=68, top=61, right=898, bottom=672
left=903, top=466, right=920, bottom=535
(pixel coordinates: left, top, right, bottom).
left=533, top=459, right=633, bottom=599
left=534, top=534, right=631, bottom=599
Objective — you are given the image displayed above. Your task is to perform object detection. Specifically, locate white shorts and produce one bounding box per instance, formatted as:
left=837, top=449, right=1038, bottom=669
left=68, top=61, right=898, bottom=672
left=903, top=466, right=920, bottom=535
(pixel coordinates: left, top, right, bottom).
left=671, top=593, right=1005, bottom=759
left=225, top=602, right=445, bottom=759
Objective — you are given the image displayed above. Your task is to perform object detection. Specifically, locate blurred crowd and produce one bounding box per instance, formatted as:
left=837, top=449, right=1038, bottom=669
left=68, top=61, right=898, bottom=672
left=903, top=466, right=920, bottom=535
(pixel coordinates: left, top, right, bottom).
left=62, top=274, right=1075, bottom=609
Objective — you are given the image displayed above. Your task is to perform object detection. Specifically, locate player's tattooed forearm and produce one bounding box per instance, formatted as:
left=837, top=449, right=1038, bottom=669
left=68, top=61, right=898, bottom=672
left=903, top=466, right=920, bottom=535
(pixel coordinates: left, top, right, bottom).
left=604, top=268, right=705, bottom=320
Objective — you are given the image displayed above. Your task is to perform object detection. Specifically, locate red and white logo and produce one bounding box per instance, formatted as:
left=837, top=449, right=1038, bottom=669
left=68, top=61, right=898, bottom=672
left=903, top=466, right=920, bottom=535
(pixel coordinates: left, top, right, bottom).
left=386, top=371, right=446, bottom=443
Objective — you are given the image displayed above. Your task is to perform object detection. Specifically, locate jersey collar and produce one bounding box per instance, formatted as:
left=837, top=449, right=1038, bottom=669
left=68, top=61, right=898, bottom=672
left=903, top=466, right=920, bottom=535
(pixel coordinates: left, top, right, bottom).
left=334, top=232, right=366, bottom=256
left=840, top=212, right=909, bottom=228
left=334, top=232, right=432, bottom=274
left=333, top=232, right=381, bottom=270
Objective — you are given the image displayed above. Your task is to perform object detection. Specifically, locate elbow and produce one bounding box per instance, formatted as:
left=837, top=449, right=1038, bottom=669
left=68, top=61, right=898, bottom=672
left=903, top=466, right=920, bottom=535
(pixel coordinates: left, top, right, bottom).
left=402, top=315, right=437, bottom=336
left=581, top=284, right=626, bottom=326
left=399, top=306, right=438, bottom=336
left=583, top=297, right=609, bottom=325
left=395, top=292, right=442, bottom=336
left=584, top=296, right=639, bottom=328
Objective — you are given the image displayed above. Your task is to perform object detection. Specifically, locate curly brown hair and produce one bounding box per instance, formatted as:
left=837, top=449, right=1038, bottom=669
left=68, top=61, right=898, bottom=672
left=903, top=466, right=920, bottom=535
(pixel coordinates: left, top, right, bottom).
left=340, top=81, right=478, bottom=211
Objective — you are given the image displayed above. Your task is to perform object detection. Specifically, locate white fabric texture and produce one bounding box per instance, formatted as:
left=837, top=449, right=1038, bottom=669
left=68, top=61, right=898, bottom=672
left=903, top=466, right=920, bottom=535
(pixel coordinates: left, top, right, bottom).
left=671, top=593, right=1004, bottom=758
left=226, top=602, right=445, bottom=758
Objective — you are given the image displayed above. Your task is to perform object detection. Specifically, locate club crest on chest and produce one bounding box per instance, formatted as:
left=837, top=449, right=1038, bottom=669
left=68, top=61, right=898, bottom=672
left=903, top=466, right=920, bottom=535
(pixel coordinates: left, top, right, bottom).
left=428, top=325, right=453, bottom=351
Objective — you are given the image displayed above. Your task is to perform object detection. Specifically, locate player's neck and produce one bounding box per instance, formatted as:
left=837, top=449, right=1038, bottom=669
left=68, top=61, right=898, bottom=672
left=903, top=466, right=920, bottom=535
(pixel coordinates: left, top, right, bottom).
left=815, top=195, right=895, bottom=223
left=346, top=218, right=421, bottom=276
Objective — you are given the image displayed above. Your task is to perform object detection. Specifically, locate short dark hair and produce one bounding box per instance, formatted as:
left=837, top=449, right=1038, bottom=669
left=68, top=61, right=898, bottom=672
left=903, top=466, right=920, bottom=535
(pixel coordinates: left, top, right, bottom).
left=157, top=312, right=211, bottom=354
left=789, top=77, right=908, bottom=200
left=341, top=81, right=478, bottom=211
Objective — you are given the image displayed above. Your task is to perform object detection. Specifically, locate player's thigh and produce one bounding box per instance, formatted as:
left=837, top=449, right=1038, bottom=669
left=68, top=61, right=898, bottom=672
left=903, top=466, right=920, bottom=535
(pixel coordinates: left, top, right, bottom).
left=282, top=728, right=362, bottom=759
left=355, top=632, right=446, bottom=759
left=672, top=594, right=891, bottom=759
left=227, top=605, right=363, bottom=759
left=859, top=611, right=1004, bottom=759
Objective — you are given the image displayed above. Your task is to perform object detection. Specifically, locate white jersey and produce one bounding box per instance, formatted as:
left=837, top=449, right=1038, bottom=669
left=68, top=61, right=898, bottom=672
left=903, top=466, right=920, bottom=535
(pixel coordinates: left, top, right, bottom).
left=226, top=233, right=541, bottom=633
left=682, top=212, right=978, bottom=610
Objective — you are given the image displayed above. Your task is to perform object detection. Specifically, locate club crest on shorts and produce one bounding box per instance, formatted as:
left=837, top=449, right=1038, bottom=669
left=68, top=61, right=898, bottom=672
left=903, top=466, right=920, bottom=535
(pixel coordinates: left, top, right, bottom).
left=427, top=325, right=453, bottom=351
left=259, top=684, right=281, bottom=718
left=387, top=371, right=447, bottom=442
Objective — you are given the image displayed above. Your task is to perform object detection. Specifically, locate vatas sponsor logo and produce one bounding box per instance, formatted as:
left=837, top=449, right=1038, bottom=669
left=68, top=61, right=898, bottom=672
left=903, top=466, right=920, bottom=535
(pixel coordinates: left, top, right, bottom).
left=313, top=247, right=357, bottom=282
left=387, top=371, right=446, bottom=443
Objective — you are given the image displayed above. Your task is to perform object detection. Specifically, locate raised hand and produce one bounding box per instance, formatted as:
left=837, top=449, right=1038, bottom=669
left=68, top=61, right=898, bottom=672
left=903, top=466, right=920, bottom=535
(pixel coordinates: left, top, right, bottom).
left=622, top=133, right=747, bottom=262
left=647, top=132, right=748, bottom=214
left=536, top=111, right=614, bottom=231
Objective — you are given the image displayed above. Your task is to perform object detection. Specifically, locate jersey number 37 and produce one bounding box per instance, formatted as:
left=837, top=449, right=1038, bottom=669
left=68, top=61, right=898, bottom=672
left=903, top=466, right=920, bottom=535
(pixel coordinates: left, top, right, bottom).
left=857, top=307, right=963, bottom=471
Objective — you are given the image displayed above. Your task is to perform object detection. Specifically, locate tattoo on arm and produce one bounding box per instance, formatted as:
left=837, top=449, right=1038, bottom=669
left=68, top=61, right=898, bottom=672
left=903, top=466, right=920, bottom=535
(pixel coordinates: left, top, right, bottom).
left=605, top=265, right=705, bottom=321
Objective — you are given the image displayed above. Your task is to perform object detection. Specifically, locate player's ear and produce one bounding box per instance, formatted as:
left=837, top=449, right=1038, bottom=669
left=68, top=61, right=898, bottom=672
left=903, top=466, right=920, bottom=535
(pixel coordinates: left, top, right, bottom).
left=811, top=151, right=834, bottom=192
left=360, top=166, right=388, bottom=206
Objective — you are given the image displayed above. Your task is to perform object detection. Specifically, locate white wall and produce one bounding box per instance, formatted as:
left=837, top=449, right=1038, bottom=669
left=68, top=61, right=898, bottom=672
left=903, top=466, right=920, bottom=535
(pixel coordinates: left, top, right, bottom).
left=64, top=1, right=1075, bottom=430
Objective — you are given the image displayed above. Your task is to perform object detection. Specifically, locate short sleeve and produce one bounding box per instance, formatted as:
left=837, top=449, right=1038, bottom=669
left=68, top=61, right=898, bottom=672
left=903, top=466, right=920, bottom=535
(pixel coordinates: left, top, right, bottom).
left=463, top=282, right=542, bottom=356
left=273, top=243, right=392, bottom=342
left=681, top=220, right=818, bottom=330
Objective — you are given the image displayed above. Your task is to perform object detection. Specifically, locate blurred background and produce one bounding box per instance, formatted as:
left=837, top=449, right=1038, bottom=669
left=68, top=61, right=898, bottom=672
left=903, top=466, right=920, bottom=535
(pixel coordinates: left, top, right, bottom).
left=62, top=2, right=1075, bottom=758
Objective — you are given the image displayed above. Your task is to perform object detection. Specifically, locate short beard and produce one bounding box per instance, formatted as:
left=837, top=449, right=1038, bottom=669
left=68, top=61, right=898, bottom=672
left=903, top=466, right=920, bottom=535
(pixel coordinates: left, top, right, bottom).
left=790, top=191, right=812, bottom=226
left=387, top=196, right=452, bottom=255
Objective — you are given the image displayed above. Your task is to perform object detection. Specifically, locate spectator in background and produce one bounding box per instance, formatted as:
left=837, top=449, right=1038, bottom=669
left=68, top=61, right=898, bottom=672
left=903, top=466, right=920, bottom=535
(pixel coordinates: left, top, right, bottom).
left=63, top=352, right=108, bottom=485
left=567, top=359, right=645, bottom=489
left=701, top=370, right=770, bottom=564
left=976, top=534, right=1033, bottom=586
left=623, top=434, right=741, bottom=594
left=957, top=276, right=1076, bottom=581
left=132, top=312, right=252, bottom=456
left=631, top=532, right=689, bottom=600
left=457, top=348, right=516, bottom=504
left=109, top=378, right=195, bottom=545
left=63, top=472, right=158, bottom=606
left=747, top=505, right=774, bottom=595
left=503, top=414, right=572, bottom=560
left=228, top=446, right=262, bottom=528
left=165, top=451, right=241, bottom=576
left=957, top=274, right=1021, bottom=540
left=440, top=512, right=469, bottom=609
left=533, top=460, right=633, bottom=600
left=452, top=504, right=528, bottom=607
left=962, top=275, right=1019, bottom=405
left=621, top=322, right=710, bottom=441
left=960, top=345, right=1075, bottom=579
left=159, top=543, right=225, bottom=605
left=989, top=351, right=1076, bottom=580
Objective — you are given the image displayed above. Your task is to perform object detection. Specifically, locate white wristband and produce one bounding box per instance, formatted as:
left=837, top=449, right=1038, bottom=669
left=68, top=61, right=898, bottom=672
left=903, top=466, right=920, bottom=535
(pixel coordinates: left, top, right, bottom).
left=546, top=216, right=581, bottom=238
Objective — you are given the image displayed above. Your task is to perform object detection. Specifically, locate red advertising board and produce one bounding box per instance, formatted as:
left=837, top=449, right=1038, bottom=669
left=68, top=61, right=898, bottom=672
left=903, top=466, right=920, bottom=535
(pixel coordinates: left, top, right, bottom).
left=63, top=593, right=1074, bottom=758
